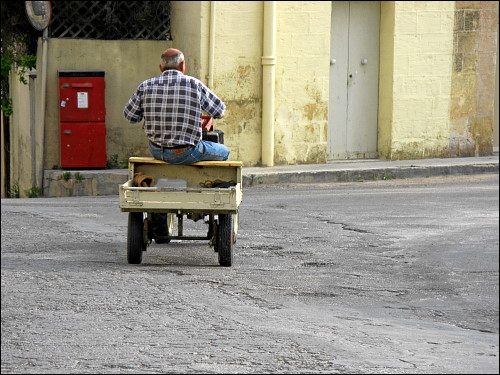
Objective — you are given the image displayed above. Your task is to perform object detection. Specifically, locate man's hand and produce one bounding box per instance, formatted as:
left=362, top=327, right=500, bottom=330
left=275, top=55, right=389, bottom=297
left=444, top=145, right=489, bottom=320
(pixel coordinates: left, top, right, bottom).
left=201, top=115, right=213, bottom=131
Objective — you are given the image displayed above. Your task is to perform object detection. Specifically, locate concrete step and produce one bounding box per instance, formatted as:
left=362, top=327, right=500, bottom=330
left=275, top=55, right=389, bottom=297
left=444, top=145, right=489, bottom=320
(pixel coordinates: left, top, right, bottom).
left=41, top=155, right=499, bottom=197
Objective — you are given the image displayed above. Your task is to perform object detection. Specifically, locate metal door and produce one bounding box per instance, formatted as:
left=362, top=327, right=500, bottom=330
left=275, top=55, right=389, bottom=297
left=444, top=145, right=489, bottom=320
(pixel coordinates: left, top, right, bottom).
left=328, top=1, right=380, bottom=159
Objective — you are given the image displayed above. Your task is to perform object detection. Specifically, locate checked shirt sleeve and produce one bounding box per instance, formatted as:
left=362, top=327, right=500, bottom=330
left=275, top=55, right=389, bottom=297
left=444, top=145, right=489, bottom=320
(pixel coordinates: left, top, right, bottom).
left=199, top=83, right=226, bottom=119
left=123, top=84, right=144, bottom=123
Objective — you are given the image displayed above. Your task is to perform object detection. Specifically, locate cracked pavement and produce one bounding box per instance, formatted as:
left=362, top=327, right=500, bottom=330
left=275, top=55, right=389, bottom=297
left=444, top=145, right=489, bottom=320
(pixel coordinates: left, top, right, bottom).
left=1, top=174, right=499, bottom=373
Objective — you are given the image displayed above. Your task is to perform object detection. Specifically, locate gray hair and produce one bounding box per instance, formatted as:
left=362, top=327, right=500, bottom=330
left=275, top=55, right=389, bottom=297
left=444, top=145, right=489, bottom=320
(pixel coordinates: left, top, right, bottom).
left=160, top=51, right=185, bottom=70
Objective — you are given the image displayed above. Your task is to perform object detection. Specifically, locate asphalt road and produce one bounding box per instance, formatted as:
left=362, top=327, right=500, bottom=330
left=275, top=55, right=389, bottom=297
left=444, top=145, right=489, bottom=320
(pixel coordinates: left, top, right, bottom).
left=1, top=174, right=499, bottom=374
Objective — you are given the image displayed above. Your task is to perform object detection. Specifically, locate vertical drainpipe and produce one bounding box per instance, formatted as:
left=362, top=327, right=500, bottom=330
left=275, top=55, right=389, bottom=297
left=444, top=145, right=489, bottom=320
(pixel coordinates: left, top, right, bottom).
left=261, top=1, right=276, bottom=167
left=208, top=1, right=216, bottom=89
left=37, top=28, right=48, bottom=189
left=29, top=69, right=37, bottom=188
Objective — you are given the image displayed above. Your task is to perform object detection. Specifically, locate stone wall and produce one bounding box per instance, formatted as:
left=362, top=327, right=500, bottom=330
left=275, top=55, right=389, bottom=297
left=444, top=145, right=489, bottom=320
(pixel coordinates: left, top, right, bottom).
left=449, top=1, right=499, bottom=157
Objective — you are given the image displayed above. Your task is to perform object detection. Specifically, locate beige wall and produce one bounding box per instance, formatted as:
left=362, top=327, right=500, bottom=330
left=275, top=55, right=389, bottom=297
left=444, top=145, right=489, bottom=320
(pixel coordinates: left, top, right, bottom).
left=33, top=1, right=500, bottom=169
left=379, top=1, right=455, bottom=160
left=449, top=1, right=499, bottom=157
left=379, top=1, right=498, bottom=160
left=8, top=69, right=36, bottom=197
left=42, top=39, right=172, bottom=170
left=6, top=0, right=499, bottom=195
left=170, top=1, right=206, bottom=81
left=378, top=2, right=396, bottom=159
left=39, top=0, right=215, bottom=171
left=495, top=35, right=499, bottom=151
left=172, top=1, right=330, bottom=165
left=209, top=1, right=264, bottom=165
left=274, top=1, right=331, bottom=164
left=209, top=1, right=331, bottom=165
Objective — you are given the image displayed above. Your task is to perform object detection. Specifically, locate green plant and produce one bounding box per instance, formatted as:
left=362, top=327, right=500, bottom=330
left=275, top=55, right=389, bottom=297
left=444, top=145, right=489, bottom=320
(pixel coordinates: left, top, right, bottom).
left=10, top=181, right=20, bottom=198
left=1, top=50, right=36, bottom=116
left=1, top=2, right=39, bottom=117
left=74, top=172, right=84, bottom=183
left=106, top=154, right=120, bottom=169
left=24, top=186, right=42, bottom=198
left=1, top=52, right=36, bottom=116
left=382, top=173, right=396, bottom=180
left=62, top=171, right=72, bottom=181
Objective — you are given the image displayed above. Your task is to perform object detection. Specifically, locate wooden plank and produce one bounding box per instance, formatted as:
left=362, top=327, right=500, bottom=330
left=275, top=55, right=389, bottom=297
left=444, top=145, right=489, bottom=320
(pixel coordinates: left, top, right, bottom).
left=129, top=157, right=243, bottom=167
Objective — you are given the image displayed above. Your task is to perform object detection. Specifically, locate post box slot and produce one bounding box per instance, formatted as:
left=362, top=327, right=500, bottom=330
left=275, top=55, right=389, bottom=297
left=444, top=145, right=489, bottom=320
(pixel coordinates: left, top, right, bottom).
left=71, top=83, right=93, bottom=88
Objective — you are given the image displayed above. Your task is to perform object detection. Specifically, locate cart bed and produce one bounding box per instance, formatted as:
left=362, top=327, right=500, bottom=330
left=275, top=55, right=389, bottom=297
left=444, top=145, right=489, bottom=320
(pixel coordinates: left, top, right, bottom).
left=119, top=157, right=243, bottom=214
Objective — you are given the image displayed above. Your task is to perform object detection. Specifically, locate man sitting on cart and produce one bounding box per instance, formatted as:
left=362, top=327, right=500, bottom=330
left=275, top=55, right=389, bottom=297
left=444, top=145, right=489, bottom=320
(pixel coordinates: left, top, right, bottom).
left=124, top=48, right=230, bottom=165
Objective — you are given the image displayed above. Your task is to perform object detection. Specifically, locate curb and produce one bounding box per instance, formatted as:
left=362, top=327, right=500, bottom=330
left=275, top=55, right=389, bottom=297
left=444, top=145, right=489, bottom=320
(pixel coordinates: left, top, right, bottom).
left=43, top=169, right=128, bottom=197
left=41, top=161, right=499, bottom=197
left=242, top=163, right=499, bottom=186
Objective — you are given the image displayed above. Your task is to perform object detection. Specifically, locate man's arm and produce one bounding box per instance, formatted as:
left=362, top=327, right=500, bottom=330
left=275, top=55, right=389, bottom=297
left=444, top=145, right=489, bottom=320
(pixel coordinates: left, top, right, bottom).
left=199, top=84, right=226, bottom=119
left=123, top=85, right=144, bottom=123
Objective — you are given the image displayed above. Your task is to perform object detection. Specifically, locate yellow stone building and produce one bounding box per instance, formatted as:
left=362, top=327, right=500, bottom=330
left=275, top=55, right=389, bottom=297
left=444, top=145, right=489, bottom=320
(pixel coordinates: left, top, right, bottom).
left=3, top=1, right=499, bottom=197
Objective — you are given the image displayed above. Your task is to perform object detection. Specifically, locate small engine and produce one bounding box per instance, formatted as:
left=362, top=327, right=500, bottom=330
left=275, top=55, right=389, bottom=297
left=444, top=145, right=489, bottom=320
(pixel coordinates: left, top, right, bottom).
left=201, top=115, right=225, bottom=144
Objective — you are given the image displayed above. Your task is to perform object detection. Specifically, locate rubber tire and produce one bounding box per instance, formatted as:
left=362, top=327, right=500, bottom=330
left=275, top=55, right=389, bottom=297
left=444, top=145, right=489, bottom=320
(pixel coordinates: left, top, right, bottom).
left=127, top=212, right=144, bottom=264
left=217, top=214, right=233, bottom=267
left=151, top=213, right=173, bottom=244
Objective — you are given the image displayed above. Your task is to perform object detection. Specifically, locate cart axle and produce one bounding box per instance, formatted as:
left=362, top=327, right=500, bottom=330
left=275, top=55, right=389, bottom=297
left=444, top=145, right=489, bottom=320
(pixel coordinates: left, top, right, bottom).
left=155, top=235, right=210, bottom=241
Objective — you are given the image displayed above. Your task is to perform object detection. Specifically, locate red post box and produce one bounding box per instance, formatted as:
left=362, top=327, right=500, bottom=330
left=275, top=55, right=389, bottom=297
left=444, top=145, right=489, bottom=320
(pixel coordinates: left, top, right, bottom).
left=58, top=70, right=107, bottom=168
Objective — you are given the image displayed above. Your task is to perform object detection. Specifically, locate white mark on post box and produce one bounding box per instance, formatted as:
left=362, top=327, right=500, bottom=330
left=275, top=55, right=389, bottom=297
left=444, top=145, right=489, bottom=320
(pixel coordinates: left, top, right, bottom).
left=77, top=92, right=88, bottom=108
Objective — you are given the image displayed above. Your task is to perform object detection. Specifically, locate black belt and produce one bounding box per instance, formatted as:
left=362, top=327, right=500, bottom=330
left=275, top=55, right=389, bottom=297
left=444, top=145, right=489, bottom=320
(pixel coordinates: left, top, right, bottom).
left=150, top=141, right=192, bottom=149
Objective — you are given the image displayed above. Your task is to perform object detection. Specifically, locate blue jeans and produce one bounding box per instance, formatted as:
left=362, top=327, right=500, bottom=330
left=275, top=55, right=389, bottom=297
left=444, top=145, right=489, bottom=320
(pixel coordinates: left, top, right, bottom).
left=149, top=140, right=230, bottom=165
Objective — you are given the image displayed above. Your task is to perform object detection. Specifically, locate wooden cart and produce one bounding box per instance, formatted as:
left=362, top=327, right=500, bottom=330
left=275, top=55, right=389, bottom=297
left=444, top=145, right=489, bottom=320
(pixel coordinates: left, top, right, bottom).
left=119, top=157, right=243, bottom=266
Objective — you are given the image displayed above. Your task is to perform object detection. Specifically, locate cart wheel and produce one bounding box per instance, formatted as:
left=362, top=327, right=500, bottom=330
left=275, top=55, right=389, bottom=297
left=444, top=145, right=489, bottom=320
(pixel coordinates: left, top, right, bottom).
left=217, top=214, right=233, bottom=267
left=151, top=213, right=174, bottom=244
left=208, top=220, right=216, bottom=251
left=233, top=213, right=239, bottom=244
left=127, top=212, right=145, bottom=264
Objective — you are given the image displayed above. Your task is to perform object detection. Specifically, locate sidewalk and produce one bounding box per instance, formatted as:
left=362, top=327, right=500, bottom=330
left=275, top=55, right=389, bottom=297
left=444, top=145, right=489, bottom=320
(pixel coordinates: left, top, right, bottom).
left=243, top=154, right=499, bottom=186
left=42, top=154, right=499, bottom=197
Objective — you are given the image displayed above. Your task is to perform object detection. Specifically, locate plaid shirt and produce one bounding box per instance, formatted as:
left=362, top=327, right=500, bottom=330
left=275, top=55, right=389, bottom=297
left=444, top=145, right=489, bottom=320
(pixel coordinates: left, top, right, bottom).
left=124, top=70, right=225, bottom=147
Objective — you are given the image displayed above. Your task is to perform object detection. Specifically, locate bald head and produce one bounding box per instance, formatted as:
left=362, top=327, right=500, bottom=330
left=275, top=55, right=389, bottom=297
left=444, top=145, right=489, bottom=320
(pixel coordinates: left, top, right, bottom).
left=160, top=48, right=185, bottom=73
